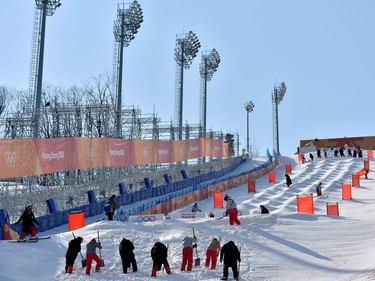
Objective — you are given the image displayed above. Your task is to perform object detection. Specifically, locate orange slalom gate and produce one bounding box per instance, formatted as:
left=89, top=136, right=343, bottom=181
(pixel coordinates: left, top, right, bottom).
left=213, top=191, right=223, bottom=208
left=285, top=164, right=292, bottom=174
left=296, top=194, right=314, bottom=214
left=68, top=210, right=85, bottom=231
left=247, top=179, right=256, bottom=193
left=268, top=171, right=276, bottom=183
left=326, top=202, right=339, bottom=216
left=368, top=150, right=373, bottom=159
left=342, top=183, right=352, bottom=200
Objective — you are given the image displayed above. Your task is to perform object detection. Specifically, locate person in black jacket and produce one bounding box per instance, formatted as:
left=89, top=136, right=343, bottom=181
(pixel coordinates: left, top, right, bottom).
left=119, top=238, right=138, bottom=274
left=220, top=241, right=241, bottom=281
left=284, top=174, right=292, bottom=187
left=260, top=205, right=269, bottom=214
left=65, top=236, right=83, bottom=273
left=14, top=205, right=40, bottom=241
left=151, top=242, right=172, bottom=277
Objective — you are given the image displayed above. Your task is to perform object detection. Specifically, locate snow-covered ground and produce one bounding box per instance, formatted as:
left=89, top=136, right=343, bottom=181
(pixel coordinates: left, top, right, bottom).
left=1, top=154, right=375, bottom=281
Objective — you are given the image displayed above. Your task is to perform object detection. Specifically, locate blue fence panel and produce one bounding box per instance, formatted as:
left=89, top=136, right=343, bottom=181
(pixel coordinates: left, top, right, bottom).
left=144, top=177, right=152, bottom=188
left=0, top=209, right=9, bottom=240
left=164, top=173, right=171, bottom=183
left=87, top=190, right=97, bottom=203
left=119, top=182, right=126, bottom=195
left=88, top=203, right=97, bottom=216
left=46, top=198, right=59, bottom=213
left=181, top=169, right=188, bottom=179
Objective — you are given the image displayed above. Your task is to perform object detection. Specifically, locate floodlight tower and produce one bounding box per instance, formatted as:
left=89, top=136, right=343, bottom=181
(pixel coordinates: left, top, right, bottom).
left=199, top=48, right=220, bottom=138
left=174, top=31, right=201, bottom=140
left=30, top=0, right=61, bottom=138
left=113, top=0, right=143, bottom=138
left=272, top=82, right=286, bottom=155
left=244, top=100, right=255, bottom=154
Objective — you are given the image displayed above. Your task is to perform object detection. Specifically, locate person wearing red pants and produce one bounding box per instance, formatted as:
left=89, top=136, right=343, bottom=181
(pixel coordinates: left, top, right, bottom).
left=85, top=238, right=102, bottom=275
left=14, top=205, right=40, bottom=241
left=151, top=242, right=172, bottom=277
left=181, top=236, right=197, bottom=271
left=224, top=194, right=241, bottom=225
left=205, top=237, right=221, bottom=269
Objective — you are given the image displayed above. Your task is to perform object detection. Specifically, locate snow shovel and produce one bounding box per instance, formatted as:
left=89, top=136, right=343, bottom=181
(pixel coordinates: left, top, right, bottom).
left=72, top=232, right=86, bottom=267
left=97, top=231, right=105, bottom=267
left=192, top=228, right=200, bottom=266
left=80, top=251, right=87, bottom=267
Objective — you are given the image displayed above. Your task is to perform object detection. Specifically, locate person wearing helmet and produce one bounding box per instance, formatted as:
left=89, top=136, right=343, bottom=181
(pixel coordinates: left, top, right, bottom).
left=65, top=236, right=83, bottom=273
left=85, top=238, right=102, bottom=275
left=224, top=195, right=241, bottom=225
left=14, top=205, right=40, bottom=241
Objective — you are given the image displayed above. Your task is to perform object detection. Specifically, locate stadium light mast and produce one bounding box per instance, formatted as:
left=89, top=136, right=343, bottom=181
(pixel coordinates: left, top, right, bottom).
left=244, top=100, right=255, bottom=154
left=174, top=31, right=201, bottom=140
left=199, top=48, right=220, bottom=138
left=272, top=82, right=286, bottom=156
left=113, top=0, right=143, bottom=138
left=32, top=0, right=61, bottom=138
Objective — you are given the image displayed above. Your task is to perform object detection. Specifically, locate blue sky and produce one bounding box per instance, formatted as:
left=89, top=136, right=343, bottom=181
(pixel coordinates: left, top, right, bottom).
left=1, top=1, right=375, bottom=156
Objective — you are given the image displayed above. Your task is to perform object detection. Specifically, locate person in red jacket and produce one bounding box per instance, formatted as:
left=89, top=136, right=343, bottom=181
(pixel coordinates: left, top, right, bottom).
left=224, top=194, right=241, bottom=225
left=14, top=205, right=40, bottom=241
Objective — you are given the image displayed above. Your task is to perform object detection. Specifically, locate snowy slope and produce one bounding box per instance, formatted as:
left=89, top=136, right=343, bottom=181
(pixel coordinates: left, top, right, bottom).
left=1, top=154, right=375, bottom=281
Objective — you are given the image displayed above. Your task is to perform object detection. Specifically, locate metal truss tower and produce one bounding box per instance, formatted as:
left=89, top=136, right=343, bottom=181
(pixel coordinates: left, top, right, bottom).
left=199, top=49, right=220, bottom=138
left=272, top=82, right=286, bottom=156
left=29, top=0, right=61, bottom=139
left=174, top=31, right=201, bottom=140
left=113, top=1, right=143, bottom=138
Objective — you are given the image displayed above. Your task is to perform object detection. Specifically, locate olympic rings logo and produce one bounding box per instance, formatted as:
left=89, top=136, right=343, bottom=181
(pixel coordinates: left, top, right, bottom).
left=136, top=216, right=156, bottom=222
left=5, top=151, right=16, bottom=168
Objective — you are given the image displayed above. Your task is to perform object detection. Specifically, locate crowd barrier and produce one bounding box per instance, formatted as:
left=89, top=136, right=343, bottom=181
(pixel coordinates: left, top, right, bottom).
left=1, top=151, right=277, bottom=238
left=0, top=137, right=229, bottom=179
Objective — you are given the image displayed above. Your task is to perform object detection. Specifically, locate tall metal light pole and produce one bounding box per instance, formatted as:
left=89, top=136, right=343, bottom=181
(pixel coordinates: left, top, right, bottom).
left=244, top=101, right=255, bottom=154
left=113, top=0, right=143, bottom=138
left=174, top=31, right=201, bottom=140
left=32, top=0, right=61, bottom=138
left=199, top=48, right=220, bottom=138
left=272, top=82, right=286, bottom=155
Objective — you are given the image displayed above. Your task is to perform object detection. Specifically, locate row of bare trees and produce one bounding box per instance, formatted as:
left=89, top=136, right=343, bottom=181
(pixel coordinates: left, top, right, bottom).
left=0, top=74, right=124, bottom=139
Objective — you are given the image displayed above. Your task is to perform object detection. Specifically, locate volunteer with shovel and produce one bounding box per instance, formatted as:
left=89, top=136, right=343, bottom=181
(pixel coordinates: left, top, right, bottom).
left=65, top=235, right=83, bottom=273
left=85, top=238, right=102, bottom=275
left=180, top=235, right=197, bottom=271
